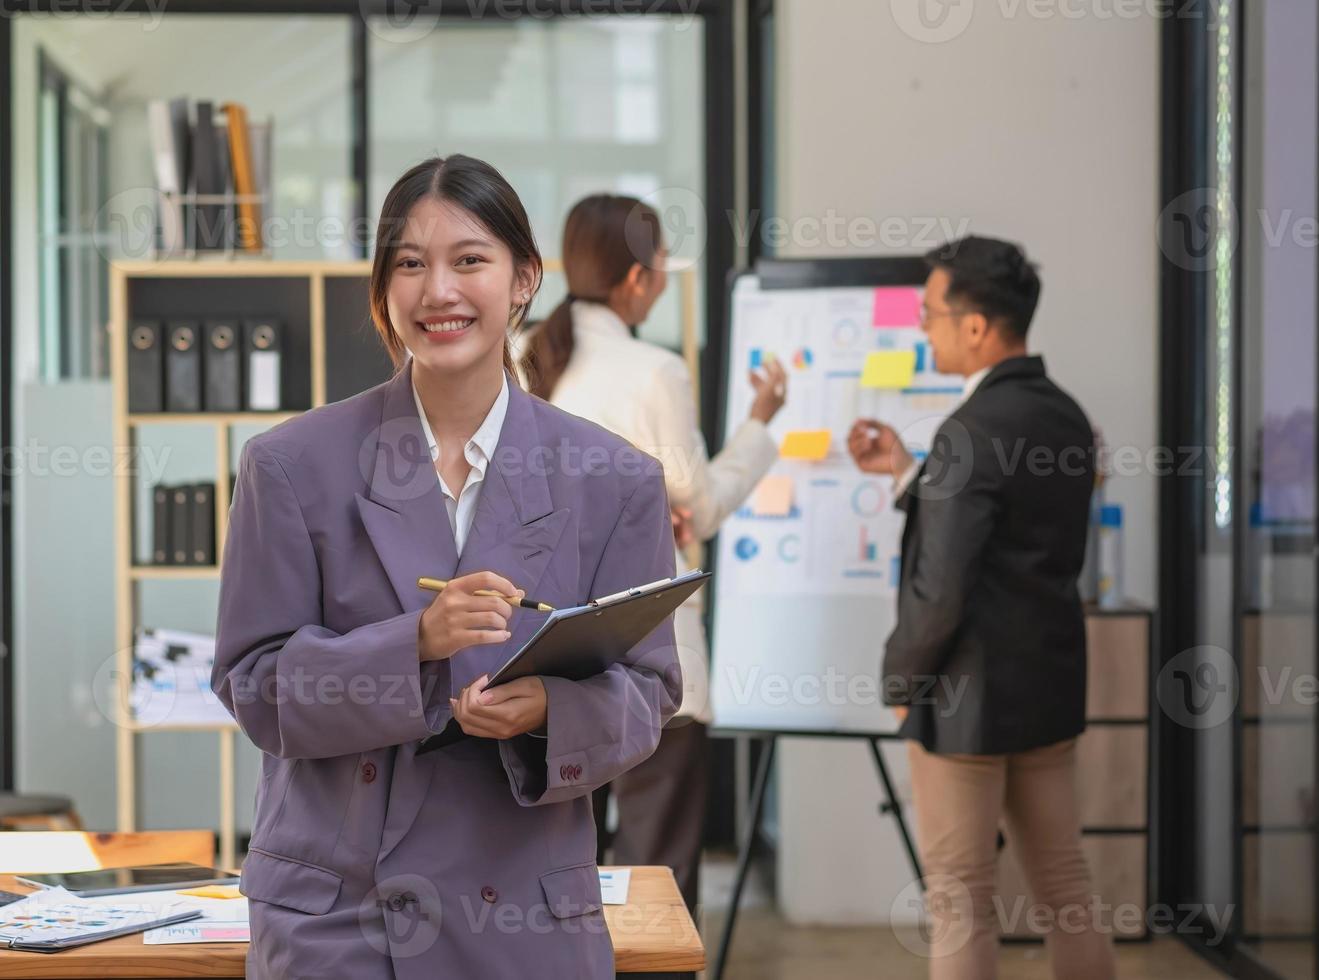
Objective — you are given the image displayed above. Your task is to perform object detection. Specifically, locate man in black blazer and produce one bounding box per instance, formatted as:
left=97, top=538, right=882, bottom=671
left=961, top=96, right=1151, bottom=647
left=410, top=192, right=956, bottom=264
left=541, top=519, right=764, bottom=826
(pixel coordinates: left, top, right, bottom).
left=848, top=237, right=1114, bottom=979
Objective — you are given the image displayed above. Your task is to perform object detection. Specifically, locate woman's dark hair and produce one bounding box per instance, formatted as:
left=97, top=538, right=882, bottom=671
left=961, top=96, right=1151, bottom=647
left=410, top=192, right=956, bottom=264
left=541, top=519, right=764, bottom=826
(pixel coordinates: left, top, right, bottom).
left=369, top=154, right=543, bottom=376
left=520, top=194, right=664, bottom=400
left=923, top=235, right=1041, bottom=339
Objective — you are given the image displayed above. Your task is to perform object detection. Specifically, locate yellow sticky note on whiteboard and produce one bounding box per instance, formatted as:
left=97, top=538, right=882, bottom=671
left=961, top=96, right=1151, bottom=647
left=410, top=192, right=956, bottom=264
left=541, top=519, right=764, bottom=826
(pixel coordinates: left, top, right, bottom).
left=780, top=430, right=831, bottom=461
left=860, top=350, right=917, bottom=389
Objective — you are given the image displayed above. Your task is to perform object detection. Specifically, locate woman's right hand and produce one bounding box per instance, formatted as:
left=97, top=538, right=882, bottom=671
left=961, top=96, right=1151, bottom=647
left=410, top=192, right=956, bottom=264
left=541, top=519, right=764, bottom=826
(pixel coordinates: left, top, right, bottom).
left=749, top=358, right=788, bottom=424
left=418, top=571, right=523, bottom=662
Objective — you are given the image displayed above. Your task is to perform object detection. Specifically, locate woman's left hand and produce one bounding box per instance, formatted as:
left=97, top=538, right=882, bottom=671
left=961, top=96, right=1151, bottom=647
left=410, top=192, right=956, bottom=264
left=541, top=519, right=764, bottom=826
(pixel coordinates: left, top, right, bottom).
left=450, top=675, right=548, bottom=739
left=671, top=505, right=695, bottom=549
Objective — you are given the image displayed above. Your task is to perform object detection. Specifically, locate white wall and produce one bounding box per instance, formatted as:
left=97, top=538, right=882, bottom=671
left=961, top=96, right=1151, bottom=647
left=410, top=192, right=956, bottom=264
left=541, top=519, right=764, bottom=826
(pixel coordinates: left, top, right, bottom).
left=770, top=0, right=1160, bottom=924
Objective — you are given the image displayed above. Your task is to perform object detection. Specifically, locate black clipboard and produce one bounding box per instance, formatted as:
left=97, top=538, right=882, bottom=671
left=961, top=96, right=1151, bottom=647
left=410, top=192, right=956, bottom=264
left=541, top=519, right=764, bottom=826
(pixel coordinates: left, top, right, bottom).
left=416, top=570, right=710, bottom=755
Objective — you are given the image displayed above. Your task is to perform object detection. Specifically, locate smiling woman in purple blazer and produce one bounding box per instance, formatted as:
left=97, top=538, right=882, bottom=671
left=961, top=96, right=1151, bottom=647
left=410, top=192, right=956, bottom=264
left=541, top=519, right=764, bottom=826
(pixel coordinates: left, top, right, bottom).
left=211, top=155, right=682, bottom=980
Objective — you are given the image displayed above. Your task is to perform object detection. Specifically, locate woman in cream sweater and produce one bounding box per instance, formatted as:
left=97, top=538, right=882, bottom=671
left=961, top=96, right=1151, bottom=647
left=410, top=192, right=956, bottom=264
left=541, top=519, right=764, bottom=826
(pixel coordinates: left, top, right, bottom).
left=518, top=194, right=788, bottom=911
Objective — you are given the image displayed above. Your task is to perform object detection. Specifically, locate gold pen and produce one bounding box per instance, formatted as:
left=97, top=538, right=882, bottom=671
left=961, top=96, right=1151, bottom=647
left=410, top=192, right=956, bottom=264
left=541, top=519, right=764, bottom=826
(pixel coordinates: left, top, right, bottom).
left=417, top=576, right=555, bottom=613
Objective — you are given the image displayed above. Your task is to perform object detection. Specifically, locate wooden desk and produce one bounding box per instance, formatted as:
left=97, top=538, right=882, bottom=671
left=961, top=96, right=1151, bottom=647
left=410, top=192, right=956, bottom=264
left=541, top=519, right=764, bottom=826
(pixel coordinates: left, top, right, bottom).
left=0, top=865, right=703, bottom=978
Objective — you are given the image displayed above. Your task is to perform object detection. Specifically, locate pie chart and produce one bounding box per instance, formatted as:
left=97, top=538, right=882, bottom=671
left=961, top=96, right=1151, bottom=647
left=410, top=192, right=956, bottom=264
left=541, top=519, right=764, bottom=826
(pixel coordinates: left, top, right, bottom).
left=832, top=318, right=861, bottom=348
left=851, top=481, right=886, bottom=517
left=734, top=536, right=760, bottom=561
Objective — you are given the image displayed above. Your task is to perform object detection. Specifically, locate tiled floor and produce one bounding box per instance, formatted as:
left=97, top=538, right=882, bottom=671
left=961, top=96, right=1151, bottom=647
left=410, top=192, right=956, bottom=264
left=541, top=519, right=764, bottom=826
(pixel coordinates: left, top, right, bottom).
left=1247, top=943, right=1315, bottom=980
left=702, top=909, right=1222, bottom=979
left=697, top=857, right=1226, bottom=980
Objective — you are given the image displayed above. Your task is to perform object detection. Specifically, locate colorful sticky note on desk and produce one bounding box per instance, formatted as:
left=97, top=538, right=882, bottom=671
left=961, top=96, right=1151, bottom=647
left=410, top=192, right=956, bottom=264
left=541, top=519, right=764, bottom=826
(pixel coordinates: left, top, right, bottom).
left=176, top=885, right=243, bottom=900
left=751, top=474, right=795, bottom=516
left=860, top=351, right=917, bottom=389
left=872, top=286, right=922, bottom=327
left=780, top=430, right=831, bottom=461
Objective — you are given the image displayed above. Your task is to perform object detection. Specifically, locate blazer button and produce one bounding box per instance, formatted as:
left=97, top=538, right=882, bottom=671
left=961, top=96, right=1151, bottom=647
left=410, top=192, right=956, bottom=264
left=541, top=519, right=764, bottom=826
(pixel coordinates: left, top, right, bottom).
left=481, top=886, right=498, bottom=904
left=387, top=892, right=406, bottom=912
left=559, top=765, right=568, bottom=781
left=573, top=764, right=583, bottom=780
left=361, top=761, right=377, bottom=783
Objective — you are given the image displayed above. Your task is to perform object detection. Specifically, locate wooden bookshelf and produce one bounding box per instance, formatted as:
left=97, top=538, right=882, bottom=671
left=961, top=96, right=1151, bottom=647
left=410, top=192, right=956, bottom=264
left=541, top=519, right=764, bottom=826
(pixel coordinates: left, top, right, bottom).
left=128, top=411, right=300, bottom=426
left=110, top=259, right=377, bottom=870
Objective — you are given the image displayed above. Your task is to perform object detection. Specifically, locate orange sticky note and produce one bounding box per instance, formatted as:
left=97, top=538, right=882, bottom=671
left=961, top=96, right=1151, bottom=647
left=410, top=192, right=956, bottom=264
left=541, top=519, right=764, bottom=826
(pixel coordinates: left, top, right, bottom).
left=780, top=430, right=831, bottom=461
left=752, top=475, right=795, bottom=516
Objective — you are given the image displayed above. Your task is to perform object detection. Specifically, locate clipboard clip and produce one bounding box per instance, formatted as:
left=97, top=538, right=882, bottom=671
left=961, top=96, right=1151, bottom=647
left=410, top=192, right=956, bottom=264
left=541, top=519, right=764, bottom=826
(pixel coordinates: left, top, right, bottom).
left=589, top=577, right=676, bottom=607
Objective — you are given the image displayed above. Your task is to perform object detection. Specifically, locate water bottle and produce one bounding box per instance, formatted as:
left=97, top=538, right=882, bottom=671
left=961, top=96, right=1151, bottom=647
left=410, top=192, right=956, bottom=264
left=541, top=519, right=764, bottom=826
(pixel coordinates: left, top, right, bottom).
left=1097, top=504, right=1124, bottom=609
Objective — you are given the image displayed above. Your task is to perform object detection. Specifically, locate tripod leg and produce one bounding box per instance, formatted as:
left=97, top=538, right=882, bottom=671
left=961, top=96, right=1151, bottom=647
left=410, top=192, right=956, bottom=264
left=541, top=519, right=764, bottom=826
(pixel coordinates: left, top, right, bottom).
left=869, top=737, right=923, bottom=884
left=711, top=735, right=777, bottom=980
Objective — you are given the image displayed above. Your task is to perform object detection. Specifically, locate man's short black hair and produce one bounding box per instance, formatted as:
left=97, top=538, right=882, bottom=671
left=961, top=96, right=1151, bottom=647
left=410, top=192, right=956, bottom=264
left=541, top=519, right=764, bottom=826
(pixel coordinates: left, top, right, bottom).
left=923, top=235, right=1041, bottom=340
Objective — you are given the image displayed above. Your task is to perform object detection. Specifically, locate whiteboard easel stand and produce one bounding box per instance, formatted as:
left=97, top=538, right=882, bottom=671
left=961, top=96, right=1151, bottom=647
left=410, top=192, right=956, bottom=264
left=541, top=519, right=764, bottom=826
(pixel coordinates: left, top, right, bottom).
left=707, top=728, right=924, bottom=980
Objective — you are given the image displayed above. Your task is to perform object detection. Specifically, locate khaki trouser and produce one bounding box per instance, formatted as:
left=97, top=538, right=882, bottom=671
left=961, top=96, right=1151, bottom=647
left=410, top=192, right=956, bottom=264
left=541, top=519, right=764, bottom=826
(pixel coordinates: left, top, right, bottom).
left=906, top=738, right=1117, bottom=980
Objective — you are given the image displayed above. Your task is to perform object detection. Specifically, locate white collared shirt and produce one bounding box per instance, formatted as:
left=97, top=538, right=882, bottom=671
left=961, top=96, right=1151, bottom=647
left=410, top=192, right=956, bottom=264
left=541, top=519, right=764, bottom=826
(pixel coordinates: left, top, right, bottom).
left=893, top=364, right=992, bottom=499
left=411, top=371, right=510, bottom=555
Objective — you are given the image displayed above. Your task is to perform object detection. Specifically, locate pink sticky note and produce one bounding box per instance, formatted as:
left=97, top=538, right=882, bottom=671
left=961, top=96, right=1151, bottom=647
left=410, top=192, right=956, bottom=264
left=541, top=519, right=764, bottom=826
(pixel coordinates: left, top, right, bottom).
left=872, top=287, right=922, bottom=328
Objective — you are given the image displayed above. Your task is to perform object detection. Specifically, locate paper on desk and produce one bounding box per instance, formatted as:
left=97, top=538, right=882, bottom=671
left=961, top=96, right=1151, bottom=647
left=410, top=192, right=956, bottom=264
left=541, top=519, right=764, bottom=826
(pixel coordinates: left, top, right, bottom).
left=598, top=869, right=630, bottom=906
left=0, top=887, right=200, bottom=946
left=144, top=919, right=249, bottom=944
left=141, top=888, right=249, bottom=944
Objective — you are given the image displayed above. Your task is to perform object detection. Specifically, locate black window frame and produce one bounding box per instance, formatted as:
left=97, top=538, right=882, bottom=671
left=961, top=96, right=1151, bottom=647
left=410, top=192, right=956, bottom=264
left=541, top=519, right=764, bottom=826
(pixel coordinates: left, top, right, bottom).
left=1160, top=4, right=1319, bottom=978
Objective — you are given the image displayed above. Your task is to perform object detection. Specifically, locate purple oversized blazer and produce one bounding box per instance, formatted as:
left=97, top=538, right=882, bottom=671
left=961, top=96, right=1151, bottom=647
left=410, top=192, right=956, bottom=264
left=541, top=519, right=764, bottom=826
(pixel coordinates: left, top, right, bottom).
left=212, top=362, right=681, bottom=979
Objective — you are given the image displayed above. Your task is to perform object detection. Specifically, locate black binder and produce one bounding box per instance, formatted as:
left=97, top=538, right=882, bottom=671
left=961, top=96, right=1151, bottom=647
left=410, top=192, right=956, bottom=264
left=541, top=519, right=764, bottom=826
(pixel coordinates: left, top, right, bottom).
left=151, top=484, right=171, bottom=565
left=204, top=319, right=242, bottom=411
left=190, top=483, right=215, bottom=565
left=170, top=486, right=191, bottom=565
left=416, top=571, right=711, bottom=755
left=127, top=319, right=165, bottom=413
left=165, top=320, right=202, bottom=413
left=243, top=318, right=282, bottom=410
left=192, top=101, right=226, bottom=250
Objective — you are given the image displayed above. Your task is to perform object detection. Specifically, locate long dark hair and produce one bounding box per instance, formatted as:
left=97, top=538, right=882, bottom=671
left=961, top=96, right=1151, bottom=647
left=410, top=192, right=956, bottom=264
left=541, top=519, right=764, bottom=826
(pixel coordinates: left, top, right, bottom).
left=520, top=194, right=663, bottom=400
left=369, top=154, right=543, bottom=378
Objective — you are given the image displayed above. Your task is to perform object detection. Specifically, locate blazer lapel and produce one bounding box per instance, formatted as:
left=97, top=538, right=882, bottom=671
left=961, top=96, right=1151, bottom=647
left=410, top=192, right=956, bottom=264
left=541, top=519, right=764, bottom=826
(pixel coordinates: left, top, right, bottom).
left=355, top=363, right=459, bottom=615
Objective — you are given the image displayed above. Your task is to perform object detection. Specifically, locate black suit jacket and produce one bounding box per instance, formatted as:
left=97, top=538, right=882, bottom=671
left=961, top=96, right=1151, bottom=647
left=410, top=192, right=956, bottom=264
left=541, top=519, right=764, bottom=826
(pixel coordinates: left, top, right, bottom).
left=884, top=355, right=1095, bottom=755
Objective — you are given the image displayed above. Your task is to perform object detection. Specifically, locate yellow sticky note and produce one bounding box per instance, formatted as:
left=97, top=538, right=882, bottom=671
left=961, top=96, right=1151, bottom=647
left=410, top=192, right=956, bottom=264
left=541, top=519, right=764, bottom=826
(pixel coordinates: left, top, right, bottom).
left=860, top=351, right=917, bottom=389
left=752, top=475, right=795, bottom=516
left=177, top=885, right=243, bottom=900
left=780, top=430, right=831, bottom=461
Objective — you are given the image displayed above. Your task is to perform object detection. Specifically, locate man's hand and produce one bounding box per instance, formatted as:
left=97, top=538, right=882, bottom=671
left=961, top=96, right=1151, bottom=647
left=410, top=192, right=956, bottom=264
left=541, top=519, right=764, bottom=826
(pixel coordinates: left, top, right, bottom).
left=450, top=674, right=548, bottom=739
left=847, top=418, right=915, bottom=476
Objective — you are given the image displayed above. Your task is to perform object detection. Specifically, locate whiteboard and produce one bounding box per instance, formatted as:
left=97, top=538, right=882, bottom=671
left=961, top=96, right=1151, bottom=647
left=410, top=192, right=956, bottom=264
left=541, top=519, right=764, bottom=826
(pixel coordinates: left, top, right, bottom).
left=709, top=268, right=964, bottom=734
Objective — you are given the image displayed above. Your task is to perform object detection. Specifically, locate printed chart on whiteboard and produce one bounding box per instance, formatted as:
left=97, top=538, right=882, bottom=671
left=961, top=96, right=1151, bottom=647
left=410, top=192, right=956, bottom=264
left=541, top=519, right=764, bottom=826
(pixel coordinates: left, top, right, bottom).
left=716, top=277, right=964, bottom=599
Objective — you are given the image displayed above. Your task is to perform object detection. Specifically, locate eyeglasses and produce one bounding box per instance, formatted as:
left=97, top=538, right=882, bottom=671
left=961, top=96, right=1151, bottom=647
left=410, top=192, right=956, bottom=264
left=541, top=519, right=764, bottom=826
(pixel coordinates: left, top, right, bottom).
left=919, top=306, right=968, bottom=326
